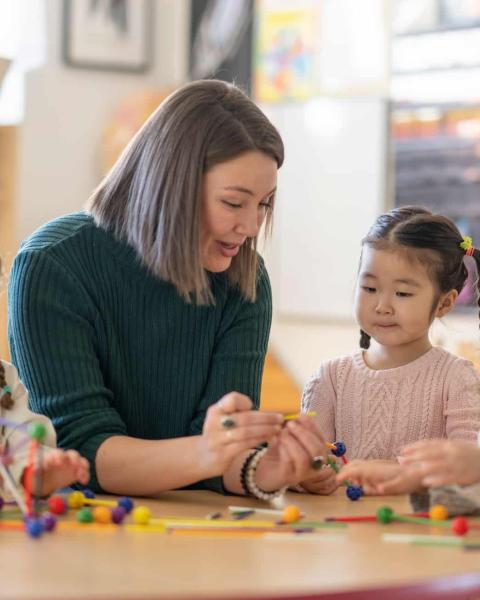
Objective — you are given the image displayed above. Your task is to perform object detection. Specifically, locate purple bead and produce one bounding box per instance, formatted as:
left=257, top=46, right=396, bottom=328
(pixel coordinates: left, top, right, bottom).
left=332, top=441, right=347, bottom=457
left=117, top=497, right=134, bottom=513
left=25, top=517, right=45, bottom=538
left=83, top=489, right=96, bottom=499
left=111, top=506, right=126, bottom=524
left=41, top=512, right=57, bottom=532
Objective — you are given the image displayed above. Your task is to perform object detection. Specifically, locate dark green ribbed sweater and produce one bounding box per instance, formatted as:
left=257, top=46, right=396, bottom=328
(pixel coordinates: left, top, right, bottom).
left=8, top=213, right=272, bottom=493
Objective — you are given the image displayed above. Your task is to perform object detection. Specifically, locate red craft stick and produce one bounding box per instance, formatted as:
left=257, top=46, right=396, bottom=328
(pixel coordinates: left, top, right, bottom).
left=325, top=512, right=430, bottom=522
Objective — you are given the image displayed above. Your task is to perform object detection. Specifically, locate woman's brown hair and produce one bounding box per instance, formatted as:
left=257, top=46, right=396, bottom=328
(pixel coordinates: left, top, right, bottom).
left=88, top=79, right=284, bottom=304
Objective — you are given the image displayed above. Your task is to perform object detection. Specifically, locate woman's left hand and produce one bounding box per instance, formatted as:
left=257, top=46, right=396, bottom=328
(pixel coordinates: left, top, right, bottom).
left=254, top=416, right=336, bottom=493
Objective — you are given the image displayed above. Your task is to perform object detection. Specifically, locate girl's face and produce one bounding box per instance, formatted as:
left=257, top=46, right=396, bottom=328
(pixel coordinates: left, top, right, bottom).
left=200, top=151, right=277, bottom=273
left=354, top=246, right=456, bottom=350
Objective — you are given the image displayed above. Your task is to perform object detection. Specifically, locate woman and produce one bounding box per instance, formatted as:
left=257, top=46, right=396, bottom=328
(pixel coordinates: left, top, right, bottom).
left=8, top=80, right=333, bottom=497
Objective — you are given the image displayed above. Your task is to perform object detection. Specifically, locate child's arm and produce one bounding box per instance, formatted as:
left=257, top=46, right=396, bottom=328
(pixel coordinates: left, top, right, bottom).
left=1, top=362, right=57, bottom=491
left=401, top=439, right=480, bottom=488
left=444, top=359, right=480, bottom=442
left=301, top=362, right=336, bottom=446
left=22, top=449, right=90, bottom=497
left=294, top=363, right=338, bottom=494
left=1, top=363, right=88, bottom=496
left=336, top=459, right=424, bottom=495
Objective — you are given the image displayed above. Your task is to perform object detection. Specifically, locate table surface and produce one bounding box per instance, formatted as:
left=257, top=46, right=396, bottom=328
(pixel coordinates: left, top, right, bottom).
left=2, top=489, right=480, bottom=600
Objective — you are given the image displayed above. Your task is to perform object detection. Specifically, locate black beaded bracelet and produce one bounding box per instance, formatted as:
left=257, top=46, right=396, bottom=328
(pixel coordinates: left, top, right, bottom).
left=240, top=449, right=258, bottom=496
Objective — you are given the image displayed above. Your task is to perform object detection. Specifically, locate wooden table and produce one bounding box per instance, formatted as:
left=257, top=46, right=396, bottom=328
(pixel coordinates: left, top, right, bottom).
left=1, top=489, right=480, bottom=600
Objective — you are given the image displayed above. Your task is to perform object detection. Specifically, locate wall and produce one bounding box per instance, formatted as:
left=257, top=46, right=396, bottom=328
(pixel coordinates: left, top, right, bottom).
left=18, top=0, right=190, bottom=241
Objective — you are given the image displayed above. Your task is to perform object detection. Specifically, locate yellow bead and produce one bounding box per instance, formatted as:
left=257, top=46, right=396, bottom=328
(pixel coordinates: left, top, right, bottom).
left=133, top=506, right=151, bottom=525
left=93, top=506, right=112, bottom=524
left=282, top=505, right=301, bottom=523
left=67, top=491, right=85, bottom=509
left=430, top=504, right=449, bottom=521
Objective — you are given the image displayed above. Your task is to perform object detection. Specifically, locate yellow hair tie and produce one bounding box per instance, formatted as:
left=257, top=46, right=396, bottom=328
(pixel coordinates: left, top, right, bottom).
left=460, top=235, right=473, bottom=251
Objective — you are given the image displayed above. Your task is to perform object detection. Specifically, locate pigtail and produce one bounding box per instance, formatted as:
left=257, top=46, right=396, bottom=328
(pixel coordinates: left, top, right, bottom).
left=472, top=248, right=480, bottom=334
left=360, top=329, right=371, bottom=350
left=0, top=362, right=13, bottom=410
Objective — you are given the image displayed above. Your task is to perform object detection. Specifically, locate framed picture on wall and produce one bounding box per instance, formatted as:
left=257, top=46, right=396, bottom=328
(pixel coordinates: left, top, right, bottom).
left=63, top=0, right=153, bottom=73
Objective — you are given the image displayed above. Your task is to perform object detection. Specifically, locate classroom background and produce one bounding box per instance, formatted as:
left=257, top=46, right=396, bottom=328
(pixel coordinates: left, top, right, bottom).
left=0, top=0, right=479, bottom=415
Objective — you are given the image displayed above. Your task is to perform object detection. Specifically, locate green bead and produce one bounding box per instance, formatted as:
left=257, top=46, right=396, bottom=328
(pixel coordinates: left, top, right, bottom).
left=28, top=422, right=47, bottom=441
left=77, top=508, right=94, bottom=523
left=377, top=506, right=394, bottom=524
left=2, top=385, right=11, bottom=394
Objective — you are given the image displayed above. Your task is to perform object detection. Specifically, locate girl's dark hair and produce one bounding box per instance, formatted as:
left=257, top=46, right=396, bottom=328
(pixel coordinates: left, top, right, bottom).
left=88, top=79, right=284, bottom=305
left=359, top=206, right=480, bottom=349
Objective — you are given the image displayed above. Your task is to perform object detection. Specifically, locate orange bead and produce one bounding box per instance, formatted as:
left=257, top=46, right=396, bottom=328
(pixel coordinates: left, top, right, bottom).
left=93, top=506, right=112, bottom=524
left=429, top=504, right=448, bottom=521
left=282, top=505, right=301, bottom=523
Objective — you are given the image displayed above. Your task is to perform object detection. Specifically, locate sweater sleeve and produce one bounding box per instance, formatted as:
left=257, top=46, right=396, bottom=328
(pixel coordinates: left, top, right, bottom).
left=187, top=259, right=272, bottom=494
left=444, top=358, right=480, bottom=442
left=301, top=361, right=337, bottom=444
left=8, top=249, right=128, bottom=491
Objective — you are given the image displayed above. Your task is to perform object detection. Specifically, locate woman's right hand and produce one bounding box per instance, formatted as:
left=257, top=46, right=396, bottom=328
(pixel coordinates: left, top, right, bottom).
left=198, top=392, right=283, bottom=477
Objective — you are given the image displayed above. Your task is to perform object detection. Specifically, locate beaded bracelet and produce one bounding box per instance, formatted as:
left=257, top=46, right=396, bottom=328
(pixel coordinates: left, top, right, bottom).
left=240, top=449, right=257, bottom=496
left=243, top=447, right=287, bottom=501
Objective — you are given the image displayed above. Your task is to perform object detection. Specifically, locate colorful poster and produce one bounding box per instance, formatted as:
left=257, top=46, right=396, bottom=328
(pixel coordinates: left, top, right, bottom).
left=254, top=0, right=317, bottom=102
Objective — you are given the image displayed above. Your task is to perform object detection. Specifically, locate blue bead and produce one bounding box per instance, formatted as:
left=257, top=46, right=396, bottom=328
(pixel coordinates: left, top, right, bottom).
left=346, top=485, right=363, bottom=501
left=332, top=441, right=346, bottom=457
left=118, top=497, right=134, bottom=513
left=83, top=489, right=96, bottom=499
left=25, top=517, right=45, bottom=538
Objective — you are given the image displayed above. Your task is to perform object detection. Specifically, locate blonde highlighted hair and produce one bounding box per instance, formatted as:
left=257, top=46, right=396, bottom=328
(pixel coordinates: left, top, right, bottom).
left=88, top=80, right=284, bottom=304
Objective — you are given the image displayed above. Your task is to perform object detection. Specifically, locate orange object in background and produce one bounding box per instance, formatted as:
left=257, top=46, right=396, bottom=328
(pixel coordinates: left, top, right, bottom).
left=260, top=352, right=300, bottom=414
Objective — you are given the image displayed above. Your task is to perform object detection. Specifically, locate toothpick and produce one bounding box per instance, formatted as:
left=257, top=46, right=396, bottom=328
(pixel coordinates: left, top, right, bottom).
left=283, top=411, right=316, bottom=421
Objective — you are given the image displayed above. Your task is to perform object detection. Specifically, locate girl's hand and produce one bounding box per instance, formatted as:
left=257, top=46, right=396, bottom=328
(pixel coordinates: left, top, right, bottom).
left=199, top=392, right=283, bottom=477
left=254, top=416, right=335, bottom=493
left=336, top=459, right=423, bottom=495
left=39, top=449, right=90, bottom=496
left=401, top=439, right=480, bottom=488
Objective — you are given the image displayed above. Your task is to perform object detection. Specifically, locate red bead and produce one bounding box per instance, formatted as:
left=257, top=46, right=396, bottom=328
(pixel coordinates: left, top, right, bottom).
left=47, top=495, right=67, bottom=515
left=451, top=516, right=469, bottom=536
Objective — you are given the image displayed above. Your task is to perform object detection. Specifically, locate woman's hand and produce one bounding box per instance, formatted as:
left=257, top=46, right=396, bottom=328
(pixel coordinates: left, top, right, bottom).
left=254, top=416, right=336, bottom=494
left=401, top=439, right=480, bottom=488
left=336, top=459, right=423, bottom=495
left=199, top=392, right=283, bottom=477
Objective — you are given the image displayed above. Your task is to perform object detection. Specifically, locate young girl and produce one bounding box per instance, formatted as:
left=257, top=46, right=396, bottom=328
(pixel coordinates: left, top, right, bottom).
left=300, top=206, right=480, bottom=494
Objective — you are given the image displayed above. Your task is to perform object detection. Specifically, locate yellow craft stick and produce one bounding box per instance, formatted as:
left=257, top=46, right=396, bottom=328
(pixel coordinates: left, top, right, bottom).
left=126, top=524, right=167, bottom=533
left=283, top=411, right=316, bottom=421
left=150, top=518, right=277, bottom=528
left=83, top=498, right=117, bottom=508
left=170, top=529, right=265, bottom=538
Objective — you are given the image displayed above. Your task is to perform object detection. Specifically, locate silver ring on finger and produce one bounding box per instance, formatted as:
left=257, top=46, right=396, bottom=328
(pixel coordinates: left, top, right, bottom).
left=311, top=455, right=325, bottom=470
left=221, top=415, right=236, bottom=430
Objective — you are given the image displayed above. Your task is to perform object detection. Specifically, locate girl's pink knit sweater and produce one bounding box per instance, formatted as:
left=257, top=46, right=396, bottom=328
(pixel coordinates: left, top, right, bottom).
left=302, top=347, right=480, bottom=459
